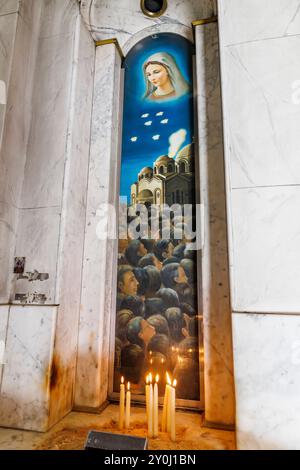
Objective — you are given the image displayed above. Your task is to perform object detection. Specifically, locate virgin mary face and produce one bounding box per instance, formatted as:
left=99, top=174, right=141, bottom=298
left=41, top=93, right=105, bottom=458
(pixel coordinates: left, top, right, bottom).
left=145, top=63, right=170, bottom=89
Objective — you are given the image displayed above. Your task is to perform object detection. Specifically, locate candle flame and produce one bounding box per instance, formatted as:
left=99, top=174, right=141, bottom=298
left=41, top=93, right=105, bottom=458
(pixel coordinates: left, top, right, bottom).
left=166, top=372, right=171, bottom=385
left=173, top=379, right=177, bottom=387
left=121, top=376, right=124, bottom=384
left=127, top=382, right=130, bottom=391
left=146, top=374, right=149, bottom=384
left=155, top=374, right=159, bottom=383
left=149, top=372, right=153, bottom=383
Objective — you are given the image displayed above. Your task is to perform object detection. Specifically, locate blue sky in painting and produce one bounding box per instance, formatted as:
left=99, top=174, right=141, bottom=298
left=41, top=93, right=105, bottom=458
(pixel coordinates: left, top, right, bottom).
left=120, top=33, right=194, bottom=199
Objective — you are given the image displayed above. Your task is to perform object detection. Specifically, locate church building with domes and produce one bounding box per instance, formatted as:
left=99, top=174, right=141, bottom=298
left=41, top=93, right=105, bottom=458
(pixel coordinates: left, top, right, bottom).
left=131, top=143, right=195, bottom=209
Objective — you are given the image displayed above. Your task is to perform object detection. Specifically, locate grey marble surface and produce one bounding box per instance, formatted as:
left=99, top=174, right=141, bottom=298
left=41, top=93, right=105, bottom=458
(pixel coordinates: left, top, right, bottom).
left=81, top=0, right=217, bottom=46
left=233, top=312, right=300, bottom=450
left=74, top=42, right=122, bottom=409
left=195, top=22, right=235, bottom=427
left=218, top=0, right=300, bottom=46
left=0, top=305, right=57, bottom=432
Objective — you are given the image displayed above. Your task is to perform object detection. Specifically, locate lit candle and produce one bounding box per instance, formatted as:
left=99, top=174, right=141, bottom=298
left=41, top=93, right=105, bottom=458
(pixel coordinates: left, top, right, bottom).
left=148, top=373, right=153, bottom=438
left=153, top=374, right=159, bottom=438
left=162, top=372, right=171, bottom=432
left=145, top=374, right=150, bottom=421
left=119, top=376, right=125, bottom=430
left=170, top=379, right=177, bottom=442
left=125, top=381, right=131, bottom=429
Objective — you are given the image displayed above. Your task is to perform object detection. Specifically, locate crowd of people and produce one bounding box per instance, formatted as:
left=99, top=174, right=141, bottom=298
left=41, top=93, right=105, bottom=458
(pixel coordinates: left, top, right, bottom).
left=114, top=212, right=202, bottom=400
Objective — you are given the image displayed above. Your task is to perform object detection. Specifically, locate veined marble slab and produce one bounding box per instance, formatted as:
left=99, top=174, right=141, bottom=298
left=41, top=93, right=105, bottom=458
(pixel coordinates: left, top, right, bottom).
left=0, top=305, right=57, bottom=432
left=218, top=0, right=300, bottom=47
left=195, top=22, right=235, bottom=426
left=231, top=186, right=300, bottom=313
left=81, top=0, right=217, bottom=46
left=222, top=35, right=300, bottom=189
left=233, top=312, right=300, bottom=450
left=74, top=42, right=122, bottom=408
left=0, top=0, right=19, bottom=16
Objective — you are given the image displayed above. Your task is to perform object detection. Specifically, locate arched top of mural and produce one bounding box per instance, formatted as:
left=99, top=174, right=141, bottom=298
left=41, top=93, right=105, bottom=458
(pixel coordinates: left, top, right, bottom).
left=123, top=25, right=193, bottom=57
left=80, top=0, right=216, bottom=47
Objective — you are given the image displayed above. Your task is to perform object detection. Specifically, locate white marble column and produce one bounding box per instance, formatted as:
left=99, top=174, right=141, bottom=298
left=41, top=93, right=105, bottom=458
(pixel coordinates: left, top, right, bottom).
left=195, top=21, right=235, bottom=428
left=74, top=41, right=122, bottom=409
left=217, top=0, right=300, bottom=449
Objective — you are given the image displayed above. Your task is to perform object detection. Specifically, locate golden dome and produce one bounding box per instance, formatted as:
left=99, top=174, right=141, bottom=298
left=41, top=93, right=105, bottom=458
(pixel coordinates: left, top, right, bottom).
left=176, top=143, right=193, bottom=161
left=155, top=155, right=173, bottom=165
left=139, top=166, right=153, bottom=175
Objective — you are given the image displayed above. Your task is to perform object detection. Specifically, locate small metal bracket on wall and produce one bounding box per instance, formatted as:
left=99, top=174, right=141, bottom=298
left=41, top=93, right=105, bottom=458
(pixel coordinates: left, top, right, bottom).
left=95, top=38, right=125, bottom=62
left=191, top=16, right=218, bottom=43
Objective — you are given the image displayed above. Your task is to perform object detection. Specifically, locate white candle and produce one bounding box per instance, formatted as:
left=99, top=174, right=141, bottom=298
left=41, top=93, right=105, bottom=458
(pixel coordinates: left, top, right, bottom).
left=148, top=373, right=153, bottom=438
left=170, top=379, right=177, bottom=442
left=162, top=372, right=171, bottom=432
left=153, top=374, right=159, bottom=438
left=119, top=376, right=125, bottom=430
left=125, top=381, right=131, bottom=429
left=145, top=374, right=150, bottom=422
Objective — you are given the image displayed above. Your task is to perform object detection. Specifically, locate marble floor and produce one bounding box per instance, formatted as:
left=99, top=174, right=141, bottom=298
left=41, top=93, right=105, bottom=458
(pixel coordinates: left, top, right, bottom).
left=0, top=404, right=235, bottom=450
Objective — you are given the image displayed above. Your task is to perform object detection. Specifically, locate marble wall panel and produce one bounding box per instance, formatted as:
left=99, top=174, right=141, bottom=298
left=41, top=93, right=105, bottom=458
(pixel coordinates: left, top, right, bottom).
left=20, top=31, right=75, bottom=209
left=232, top=312, right=300, bottom=450
left=218, top=0, right=300, bottom=47
left=74, top=43, right=122, bottom=409
left=0, top=0, right=18, bottom=16
left=48, top=16, right=95, bottom=427
left=0, top=305, right=9, bottom=389
left=222, top=35, right=300, bottom=189
left=231, top=186, right=300, bottom=313
left=0, top=305, right=57, bottom=432
left=195, top=22, right=235, bottom=427
left=14, top=207, right=61, bottom=304
left=81, top=0, right=217, bottom=46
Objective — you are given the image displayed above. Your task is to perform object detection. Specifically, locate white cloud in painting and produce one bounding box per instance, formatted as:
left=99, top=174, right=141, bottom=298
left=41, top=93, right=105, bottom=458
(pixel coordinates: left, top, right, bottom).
left=156, top=112, right=164, bottom=116
left=131, top=136, right=138, bottom=142
left=141, top=113, right=149, bottom=118
left=168, top=129, right=187, bottom=158
left=152, top=135, right=160, bottom=141
left=144, top=121, right=152, bottom=126
left=160, top=119, right=169, bottom=124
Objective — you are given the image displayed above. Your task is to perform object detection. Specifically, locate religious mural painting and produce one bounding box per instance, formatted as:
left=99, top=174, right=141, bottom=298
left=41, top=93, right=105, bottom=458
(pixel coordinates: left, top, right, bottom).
left=114, top=33, right=202, bottom=402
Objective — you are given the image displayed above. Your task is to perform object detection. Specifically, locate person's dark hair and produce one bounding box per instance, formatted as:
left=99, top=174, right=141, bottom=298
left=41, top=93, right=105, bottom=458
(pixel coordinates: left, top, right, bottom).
left=183, top=247, right=195, bottom=260
left=165, top=307, right=185, bottom=342
left=147, top=333, right=170, bottom=357
left=143, top=265, right=161, bottom=296
left=173, top=357, right=199, bottom=400
left=138, top=253, right=157, bottom=268
left=118, top=253, right=128, bottom=265
left=161, top=263, right=180, bottom=289
left=126, top=316, right=144, bottom=347
left=125, top=240, right=144, bottom=267
left=121, top=344, right=145, bottom=384
left=153, top=239, right=171, bottom=262
left=144, top=298, right=166, bottom=319
left=162, top=256, right=180, bottom=266
left=180, top=302, right=196, bottom=317
left=119, top=295, right=145, bottom=317
left=132, top=267, right=149, bottom=296
left=173, top=243, right=186, bottom=261
left=180, top=258, right=196, bottom=285
left=147, top=314, right=170, bottom=336
left=156, top=288, right=180, bottom=308
left=116, top=309, right=134, bottom=342
left=179, top=337, right=199, bottom=361
left=141, top=239, right=155, bottom=252
left=188, top=316, right=199, bottom=338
